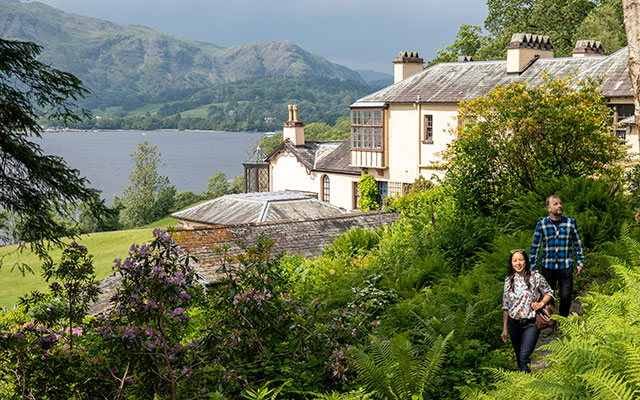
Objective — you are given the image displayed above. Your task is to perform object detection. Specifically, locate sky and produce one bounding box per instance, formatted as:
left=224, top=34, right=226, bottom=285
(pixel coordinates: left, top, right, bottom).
left=34, top=0, right=489, bottom=74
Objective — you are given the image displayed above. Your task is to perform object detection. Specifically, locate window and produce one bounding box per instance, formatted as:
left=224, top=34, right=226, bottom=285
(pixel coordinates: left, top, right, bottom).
left=321, top=175, right=330, bottom=202
left=376, top=181, right=388, bottom=206
left=423, top=115, right=433, bottom=143
left=617, top=129, right=627, bottom=140
left=353, top=181, right=360, bottom=209
left=388, top=181, right=403, bottom=197
left=609, top=104, right=635, bottom=123
left=351, top=109, right=384, bottom=150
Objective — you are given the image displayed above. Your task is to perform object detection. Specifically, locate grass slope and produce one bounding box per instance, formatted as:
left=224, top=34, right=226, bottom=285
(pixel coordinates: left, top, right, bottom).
left=0, top=218, right=178, bottom=310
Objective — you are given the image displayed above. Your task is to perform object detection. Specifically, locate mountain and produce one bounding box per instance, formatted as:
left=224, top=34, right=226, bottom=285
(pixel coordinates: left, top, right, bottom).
left=0, top=1, right=365, bottom=110
left=357, top=69, right=393, bottom=87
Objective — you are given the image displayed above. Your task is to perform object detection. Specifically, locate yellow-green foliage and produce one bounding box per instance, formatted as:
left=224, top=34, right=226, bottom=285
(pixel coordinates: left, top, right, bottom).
left=358, top=174, right=378, bottom=211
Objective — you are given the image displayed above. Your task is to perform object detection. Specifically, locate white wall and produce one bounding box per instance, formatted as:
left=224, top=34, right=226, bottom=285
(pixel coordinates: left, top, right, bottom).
left=270, top=151, right=360, bottom=210
left=386, top=103, right=459, bottom=184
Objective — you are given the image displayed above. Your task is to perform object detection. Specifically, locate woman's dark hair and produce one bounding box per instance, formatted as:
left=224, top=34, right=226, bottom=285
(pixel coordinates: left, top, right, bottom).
left=508, top=249, right=532, bottom=292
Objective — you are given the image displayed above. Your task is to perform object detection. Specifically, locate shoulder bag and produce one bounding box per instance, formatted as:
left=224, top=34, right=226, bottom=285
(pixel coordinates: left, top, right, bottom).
left=535, top=276, right=559, bottom=329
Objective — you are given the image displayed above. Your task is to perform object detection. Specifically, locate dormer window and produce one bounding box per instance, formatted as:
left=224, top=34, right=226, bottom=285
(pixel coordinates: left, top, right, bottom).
left=351, top=109, right=384, bottom=150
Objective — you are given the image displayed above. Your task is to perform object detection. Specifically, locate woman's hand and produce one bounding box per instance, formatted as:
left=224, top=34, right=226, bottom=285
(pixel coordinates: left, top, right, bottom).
left=501, top=329, right=508, bottom=343
left=531, top=301, right=544, bottom=311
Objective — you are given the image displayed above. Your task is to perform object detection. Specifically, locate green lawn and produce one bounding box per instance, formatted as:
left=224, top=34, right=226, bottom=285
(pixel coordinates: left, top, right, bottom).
left=180, top=105, right=210, bottom=118
left=0, top=217, right=178, bottom=310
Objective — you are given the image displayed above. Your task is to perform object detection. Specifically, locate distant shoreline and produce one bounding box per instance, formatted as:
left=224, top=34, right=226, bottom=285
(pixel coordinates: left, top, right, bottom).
left=42, top=127, right=274, bottom=134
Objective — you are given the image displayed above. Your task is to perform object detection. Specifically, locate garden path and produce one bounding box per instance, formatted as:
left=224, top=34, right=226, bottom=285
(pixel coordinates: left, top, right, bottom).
left=530, top=297, right=584, bottom=371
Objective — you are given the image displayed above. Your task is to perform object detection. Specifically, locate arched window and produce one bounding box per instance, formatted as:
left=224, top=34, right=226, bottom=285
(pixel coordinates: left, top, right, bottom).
left=322, top=174, right=330, bottom=203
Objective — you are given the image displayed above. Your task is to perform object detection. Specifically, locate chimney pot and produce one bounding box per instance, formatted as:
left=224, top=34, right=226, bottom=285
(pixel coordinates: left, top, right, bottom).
left=392, top=50, right=424, bottom=83
left=506, top=33, right=554, bottom=74
left=283, top=105, right=305, bottom=146
left=572, top=40, right=605, bottom=57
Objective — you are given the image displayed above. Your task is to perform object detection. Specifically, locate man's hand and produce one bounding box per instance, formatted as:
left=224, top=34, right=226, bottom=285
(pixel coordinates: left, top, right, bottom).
left=576, top=266, right=583, bottom=276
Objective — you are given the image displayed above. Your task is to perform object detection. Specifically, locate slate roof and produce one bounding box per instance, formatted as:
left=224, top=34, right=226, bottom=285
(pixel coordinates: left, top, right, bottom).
left=266, top=139, right=360, bottom=175
left=172, top=191, right=345, bottom=226
left=576, top=47, right=632, bottom=98
left=171, top=211, right=401, bottom=283
left=353, top=48, right=631, bottom=105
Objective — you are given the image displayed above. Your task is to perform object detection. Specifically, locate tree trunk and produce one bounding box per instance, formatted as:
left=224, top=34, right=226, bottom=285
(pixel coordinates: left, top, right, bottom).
left=622, top=0, right=640, bottom=152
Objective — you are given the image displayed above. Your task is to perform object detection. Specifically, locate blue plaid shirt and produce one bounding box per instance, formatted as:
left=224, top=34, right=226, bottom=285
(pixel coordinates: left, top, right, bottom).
left=529, top=215, right=585, bottom=270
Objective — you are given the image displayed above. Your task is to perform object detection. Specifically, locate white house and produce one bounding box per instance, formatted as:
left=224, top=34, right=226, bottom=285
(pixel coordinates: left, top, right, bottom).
left=262, top=34, right=635, bottom=210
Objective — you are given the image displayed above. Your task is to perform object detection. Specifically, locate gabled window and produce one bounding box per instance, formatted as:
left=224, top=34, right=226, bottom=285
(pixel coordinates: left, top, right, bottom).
left=423, top=115, right=433, bottom=143
left=351, top=109, right=383, bottom=150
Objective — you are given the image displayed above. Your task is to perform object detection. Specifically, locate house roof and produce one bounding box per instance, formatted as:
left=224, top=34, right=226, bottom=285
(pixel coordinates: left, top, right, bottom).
left=171, top=210, right=401, bottom=282
left=353, top=48, right=631, bottom=105
left=243, top=146, right=267, bottom=164
left=266, top=139, right=360, bottom=175
left=172, top=191, right=345, bottom=225
left=575, top=47, right=632, bottom=98
left=314, top=140, right=360, bottom=174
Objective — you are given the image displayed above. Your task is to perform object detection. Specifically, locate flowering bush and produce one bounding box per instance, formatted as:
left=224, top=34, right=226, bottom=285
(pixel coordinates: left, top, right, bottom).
left=203, top=239, right=374, bottom=398
left=95, top=228, right=203, bottom=400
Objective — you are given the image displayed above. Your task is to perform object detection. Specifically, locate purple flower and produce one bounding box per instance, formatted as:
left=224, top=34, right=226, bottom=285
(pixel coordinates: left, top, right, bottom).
left=172, top=308, right=184, bottom=315
left=12, top=332, right=25, bottom=340
left=179, top=292, right=191, bottom=300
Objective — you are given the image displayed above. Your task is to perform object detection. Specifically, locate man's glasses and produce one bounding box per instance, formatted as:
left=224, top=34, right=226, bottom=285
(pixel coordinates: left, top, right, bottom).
left=510, top=248, right=525, bottom=254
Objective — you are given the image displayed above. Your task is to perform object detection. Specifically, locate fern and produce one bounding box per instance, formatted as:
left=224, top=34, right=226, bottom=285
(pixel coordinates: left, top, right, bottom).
left=622, top=342, right=640, bottom=390
left=352, top=332, right=453, bottom=400
left=581, top=368, right=638, bottom=400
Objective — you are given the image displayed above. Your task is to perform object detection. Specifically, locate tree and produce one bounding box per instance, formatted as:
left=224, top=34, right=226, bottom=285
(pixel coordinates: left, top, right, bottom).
left=229, top=175, right=245, bottom=194
left=575, top=0, right=627, bottom=55
left=206, top=171, right=230, bottom=198
left=427, top=25, right=488, bottom=67
left=622, top=0, right=640, bottom=153
left=443, top=76, right=627, bottom=215
left=41, top=242, right=100, bottom=350
left=120, top=141, right=176, bottom=227
left=477, top=0, right=597, bottom=59
left=0, top=38, right=108, bottom=260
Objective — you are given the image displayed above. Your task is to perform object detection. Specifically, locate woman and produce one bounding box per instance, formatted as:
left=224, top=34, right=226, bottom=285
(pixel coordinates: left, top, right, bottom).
left=501, top=248, right=553, bottom=372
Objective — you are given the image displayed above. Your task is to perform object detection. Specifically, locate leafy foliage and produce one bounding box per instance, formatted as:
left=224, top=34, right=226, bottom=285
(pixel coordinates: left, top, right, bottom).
left=430, top=0, right=626, bottom=65
left=202, top=239, right=375, bottom=398
left=427, top=25, right=488, bottom=67
left=358, top=175, right=379, bottom=211
left=444, top=75, right=626, bottom=215
left=95, top=229, right=203, bottom=399
left=0, top=38, right=108, bottom=260
left=120, top=141, right=176, bottom=227
left=206, top=171, right=231, bottom=198
left=70, top=76, right=373, bottom=132
left=351, top=332, right=454, bottom=400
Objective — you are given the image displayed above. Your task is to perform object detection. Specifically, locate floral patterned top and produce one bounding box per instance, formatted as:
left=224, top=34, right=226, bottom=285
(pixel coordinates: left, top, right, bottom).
left=502, top=272, right=554, bottom=320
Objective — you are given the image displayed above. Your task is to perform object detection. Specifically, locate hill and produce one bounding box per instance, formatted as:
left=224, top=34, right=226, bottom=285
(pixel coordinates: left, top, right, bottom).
left=0, top=1, right=365, bottom=112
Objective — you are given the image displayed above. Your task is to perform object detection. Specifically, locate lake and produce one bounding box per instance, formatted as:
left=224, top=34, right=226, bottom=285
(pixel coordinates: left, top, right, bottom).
left=34, top=130, right=266, bottom=205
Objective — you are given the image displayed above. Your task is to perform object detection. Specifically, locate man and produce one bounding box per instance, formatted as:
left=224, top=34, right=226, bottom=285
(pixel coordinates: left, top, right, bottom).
left=529, top=194, right=585, bottom=318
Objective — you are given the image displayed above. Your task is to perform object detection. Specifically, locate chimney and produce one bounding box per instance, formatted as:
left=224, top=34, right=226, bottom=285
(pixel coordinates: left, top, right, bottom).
left=506, top=33, right=554, bottom=74
left=393, top=51, right=424, bottom=83
left=573, top=40, right=605, bottom=57
left=283, top=104, right=304, bottom=146
left=457, top=55, right=473, bottom=62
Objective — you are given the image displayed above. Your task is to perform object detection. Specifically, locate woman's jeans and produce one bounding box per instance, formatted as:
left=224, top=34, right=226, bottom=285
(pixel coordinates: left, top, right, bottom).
left=508, top=317, right=540, bottom=372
